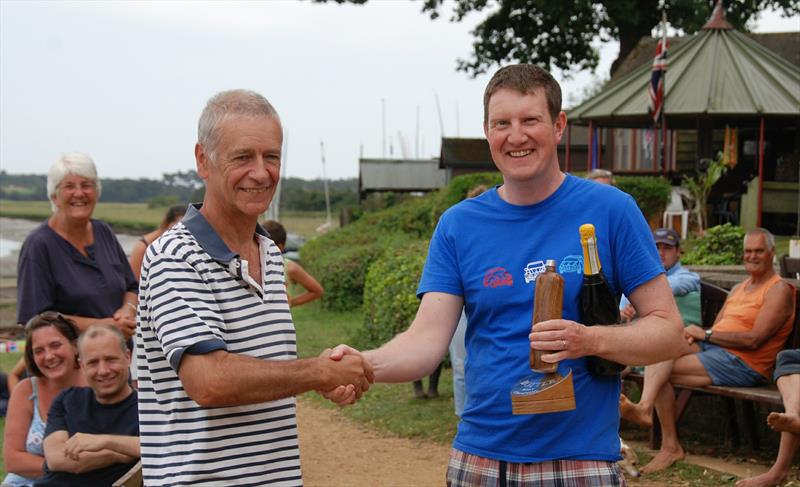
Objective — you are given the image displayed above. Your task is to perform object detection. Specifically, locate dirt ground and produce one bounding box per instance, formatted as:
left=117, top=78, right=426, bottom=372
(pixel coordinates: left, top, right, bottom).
left=297, top=398, right=449, bottom=487
left=296, top=398, right=679, bottom=487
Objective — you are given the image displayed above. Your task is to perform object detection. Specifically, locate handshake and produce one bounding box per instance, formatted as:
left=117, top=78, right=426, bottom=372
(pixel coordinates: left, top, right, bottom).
left=315, top=345, right=374, bottom=406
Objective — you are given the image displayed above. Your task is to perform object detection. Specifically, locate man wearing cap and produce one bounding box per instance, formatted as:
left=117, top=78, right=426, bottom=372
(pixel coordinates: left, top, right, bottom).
left=621, top=228, right=795, bottom=473
left=620, top=228, right=700, bottom=326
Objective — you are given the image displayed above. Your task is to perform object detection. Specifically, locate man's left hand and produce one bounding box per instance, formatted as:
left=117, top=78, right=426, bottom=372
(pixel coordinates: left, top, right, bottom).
left=530, top=319, right=594, bottom=362
left=64, top=433, right=106, bottom=461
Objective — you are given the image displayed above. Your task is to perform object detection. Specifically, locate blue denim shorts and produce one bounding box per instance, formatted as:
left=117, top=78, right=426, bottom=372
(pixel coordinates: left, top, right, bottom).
left=696, top=342, right=766, bottom=386
left=774, top=349, right=800, bottom=381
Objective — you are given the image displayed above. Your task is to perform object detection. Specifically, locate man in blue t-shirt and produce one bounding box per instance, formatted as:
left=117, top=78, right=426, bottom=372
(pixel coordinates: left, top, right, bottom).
left=36, top=324, right=139, bottom=487
left=328, top=64, right=685, bottom=485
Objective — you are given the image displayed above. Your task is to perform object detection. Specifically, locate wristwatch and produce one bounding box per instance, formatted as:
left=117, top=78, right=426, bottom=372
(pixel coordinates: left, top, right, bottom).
left=704, top=329, right=713, bottom=342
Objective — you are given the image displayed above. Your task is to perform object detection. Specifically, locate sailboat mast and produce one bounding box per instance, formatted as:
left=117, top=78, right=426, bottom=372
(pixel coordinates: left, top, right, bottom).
left=320, top=140, right=332, bottom=226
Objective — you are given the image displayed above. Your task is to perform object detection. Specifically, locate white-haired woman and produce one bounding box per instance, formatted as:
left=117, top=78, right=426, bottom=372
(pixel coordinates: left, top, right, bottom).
left=15, top=153, right=138, bottom=338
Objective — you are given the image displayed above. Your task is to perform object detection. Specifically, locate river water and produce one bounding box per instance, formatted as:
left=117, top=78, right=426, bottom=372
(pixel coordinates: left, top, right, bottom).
left=0, top=217, right=141, bottom=280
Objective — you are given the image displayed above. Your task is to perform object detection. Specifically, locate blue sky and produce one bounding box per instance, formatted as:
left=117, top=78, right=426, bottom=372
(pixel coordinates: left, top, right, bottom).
left=1, top=1, right=797, bottom=181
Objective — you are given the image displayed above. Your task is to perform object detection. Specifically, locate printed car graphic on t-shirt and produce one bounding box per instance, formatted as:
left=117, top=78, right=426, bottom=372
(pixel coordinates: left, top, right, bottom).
left=523, top=261, right=546, bottom=283
left=559, top=255, right=583, bottom=275
left=483, top=267, right=513, bottom=288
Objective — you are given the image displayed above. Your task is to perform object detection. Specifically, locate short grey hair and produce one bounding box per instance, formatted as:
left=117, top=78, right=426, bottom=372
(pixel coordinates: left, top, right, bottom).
left=197, top=89, right=281, bottom=162
left=587, top=169, right=614, bottom=181
left=47, top=152, right=102, bottom=212
left=745, top=227, right=775, bottom=251
left=78, top=324, right=128, bottom=358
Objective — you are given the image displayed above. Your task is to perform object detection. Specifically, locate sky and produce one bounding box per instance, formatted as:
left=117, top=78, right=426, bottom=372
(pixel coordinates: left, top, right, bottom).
left=1, top=1, right=798, bottom=182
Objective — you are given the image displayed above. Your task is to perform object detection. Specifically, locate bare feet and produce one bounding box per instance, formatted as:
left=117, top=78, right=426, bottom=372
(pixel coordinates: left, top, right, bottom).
left=735, top=471, right=787, bottom=487
left=640, top=448, right=685, bottom=474
left=619, top=394, right=653, bottom=428
left=767, top=412, right=800, bottom=434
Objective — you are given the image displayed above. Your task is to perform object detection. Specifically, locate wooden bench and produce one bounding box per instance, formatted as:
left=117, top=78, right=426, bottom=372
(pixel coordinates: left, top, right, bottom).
left=780, top=254, right=800, bottom=280
left=624, top=279, right=800, bottom=450
left=112, top=460, right=142, bottom=487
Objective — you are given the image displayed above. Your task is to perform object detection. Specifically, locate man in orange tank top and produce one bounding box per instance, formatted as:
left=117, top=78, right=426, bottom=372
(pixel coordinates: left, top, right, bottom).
left=620, top=228, right=796, bottom=474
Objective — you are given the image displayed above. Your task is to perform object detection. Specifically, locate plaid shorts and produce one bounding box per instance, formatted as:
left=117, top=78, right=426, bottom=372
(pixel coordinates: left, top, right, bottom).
left=446, top=448, right=627, bottom=487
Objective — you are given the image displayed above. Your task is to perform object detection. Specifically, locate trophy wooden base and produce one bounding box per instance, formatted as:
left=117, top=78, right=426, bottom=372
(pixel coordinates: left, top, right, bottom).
left=511, top=370, right=575, bottom=415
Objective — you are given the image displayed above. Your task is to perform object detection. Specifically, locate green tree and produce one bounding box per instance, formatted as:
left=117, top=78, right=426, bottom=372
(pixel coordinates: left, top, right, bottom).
left=318, top=0, right=799, bottom=77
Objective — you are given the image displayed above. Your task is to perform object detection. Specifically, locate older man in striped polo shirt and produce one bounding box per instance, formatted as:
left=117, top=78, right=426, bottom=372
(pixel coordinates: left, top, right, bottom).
left=136, top=89, right=373, bottom=486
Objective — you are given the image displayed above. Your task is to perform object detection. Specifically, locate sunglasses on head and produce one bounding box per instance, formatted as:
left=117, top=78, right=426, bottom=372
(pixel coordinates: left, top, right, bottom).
left=26, top=311, right=79, bottom=339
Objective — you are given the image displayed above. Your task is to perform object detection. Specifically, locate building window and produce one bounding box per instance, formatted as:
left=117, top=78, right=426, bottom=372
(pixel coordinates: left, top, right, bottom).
left=612, top=128, right=672, bottom=172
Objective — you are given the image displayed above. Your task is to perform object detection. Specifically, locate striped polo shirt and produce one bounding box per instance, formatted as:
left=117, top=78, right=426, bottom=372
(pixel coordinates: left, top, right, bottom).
left=137, top=204, right=301, bottom=486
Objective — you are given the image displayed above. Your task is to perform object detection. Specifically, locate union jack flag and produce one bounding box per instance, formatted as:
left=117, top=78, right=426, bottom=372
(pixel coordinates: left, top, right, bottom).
left=648, top=26, right=668, bottom=125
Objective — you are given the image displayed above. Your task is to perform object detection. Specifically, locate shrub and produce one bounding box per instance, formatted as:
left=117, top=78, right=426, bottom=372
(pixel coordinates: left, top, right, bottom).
left=302, top=190, right=443, bottom=311
left=616, top=176, right=671, bottom=222
left=357, top=194, right=439, bottom=239
left=301, top=226, right=419, bottom=311
left=682, top=223, right=745, bottom=265
left=433, top=172, right=502, bottom=218
left=301, top=173, right=497, bottom=312
left=356, top=239, right=430, bottom=350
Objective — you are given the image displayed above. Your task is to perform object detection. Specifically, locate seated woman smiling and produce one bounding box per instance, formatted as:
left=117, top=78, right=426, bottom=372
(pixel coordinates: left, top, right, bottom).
left=2, top=313, right=86, bottom=486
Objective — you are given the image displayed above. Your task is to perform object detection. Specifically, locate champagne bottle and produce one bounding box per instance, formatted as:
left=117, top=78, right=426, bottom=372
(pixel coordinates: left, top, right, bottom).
left=530, top=260, right=563, bottom=374
left=579, top=224, right=625, bottom=376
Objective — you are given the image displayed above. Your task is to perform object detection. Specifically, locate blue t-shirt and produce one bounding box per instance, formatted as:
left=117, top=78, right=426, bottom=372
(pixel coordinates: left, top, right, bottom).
left=620, top=261, right=700, bottom=308
left=35, top=388, right=139, bottom=487
left=16, top=219, right=138, bottom=325
left=418, top=174, right=662, bottom=463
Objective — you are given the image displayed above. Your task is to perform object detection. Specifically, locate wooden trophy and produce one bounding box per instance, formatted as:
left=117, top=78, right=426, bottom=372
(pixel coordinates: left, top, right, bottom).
left=511, top=260, right=576, bottom=414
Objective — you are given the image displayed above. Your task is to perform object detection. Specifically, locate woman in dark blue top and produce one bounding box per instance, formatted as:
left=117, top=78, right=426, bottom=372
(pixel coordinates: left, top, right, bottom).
left=16, top=153, right=138, bottom=338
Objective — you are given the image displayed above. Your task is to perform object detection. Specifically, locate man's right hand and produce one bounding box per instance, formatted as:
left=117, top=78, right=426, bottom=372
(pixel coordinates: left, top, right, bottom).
left=620, top=304, right=636, bottom=322
left=112, top=314, right=137, bottom=339
left=316, top=347, right=373, bottom=403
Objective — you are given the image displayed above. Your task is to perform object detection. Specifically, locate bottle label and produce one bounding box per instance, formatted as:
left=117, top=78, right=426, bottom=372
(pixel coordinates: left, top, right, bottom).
left=585, top=237, right=601, bottom=274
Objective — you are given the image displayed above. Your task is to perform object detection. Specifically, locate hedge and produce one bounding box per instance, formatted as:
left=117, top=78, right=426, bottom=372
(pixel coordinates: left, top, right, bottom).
left=301, top=225, right=419, bottom=311
left=301, top=178, right=456, bottom=312
left=615, top=176, right=672, bottom=222
left=356, top=239, right=430, bottom=350
left=433, top=172, right=502, bottom=218
left=682, top=223, right=745, bottom=265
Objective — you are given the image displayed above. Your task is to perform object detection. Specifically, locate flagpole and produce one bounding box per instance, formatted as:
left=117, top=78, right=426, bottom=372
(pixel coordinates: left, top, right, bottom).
left=660, top=11, right=668, bottom=176
left=649, top=10, right=668, bottom=174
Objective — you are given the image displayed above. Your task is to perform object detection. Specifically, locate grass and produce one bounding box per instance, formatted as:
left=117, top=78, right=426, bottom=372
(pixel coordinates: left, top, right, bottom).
left=634, top=451, right=744, bottom=486
left=292, top=302, right=458, bottom=444
left=0, top=200, right=164, bottom=233
left=0, top=200, right=338, bottom=240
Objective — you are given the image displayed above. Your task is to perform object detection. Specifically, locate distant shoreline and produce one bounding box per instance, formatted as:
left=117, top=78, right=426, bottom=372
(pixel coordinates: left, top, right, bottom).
left=0, top=217, right=142, bottom=284
left=0, top=213, right=149, bottom=236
